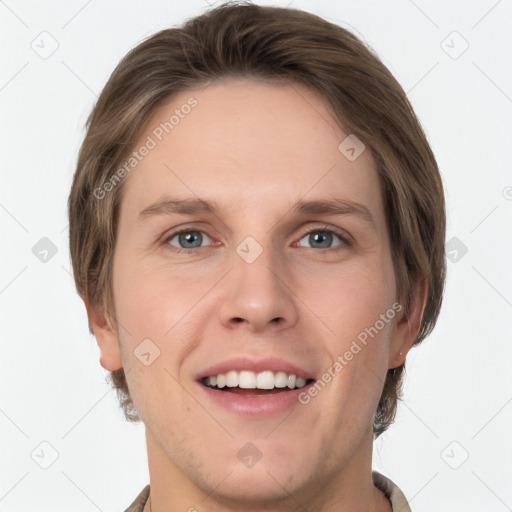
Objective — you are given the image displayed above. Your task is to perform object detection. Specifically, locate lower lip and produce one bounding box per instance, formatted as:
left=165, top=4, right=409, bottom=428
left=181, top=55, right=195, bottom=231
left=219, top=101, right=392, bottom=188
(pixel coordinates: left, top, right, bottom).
left=197, top=382, right=315, bottom=417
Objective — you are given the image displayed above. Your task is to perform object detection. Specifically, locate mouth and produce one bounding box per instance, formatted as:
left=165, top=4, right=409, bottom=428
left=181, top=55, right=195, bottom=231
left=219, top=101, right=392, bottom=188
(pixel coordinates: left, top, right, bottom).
left=200, top=370, right=315, bottom=396
left=195, top=357, right=317, bottom=416
left=197, top=366, right=317, bottom=416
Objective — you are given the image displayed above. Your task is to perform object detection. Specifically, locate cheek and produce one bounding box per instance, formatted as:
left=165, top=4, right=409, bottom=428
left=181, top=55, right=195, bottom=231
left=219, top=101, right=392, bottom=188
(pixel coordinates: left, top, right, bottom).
left=303, top=259, right=395, bottom=333
left=306, top=261, right=396, bottom=393
left=112, top=252, right=210, bottom=336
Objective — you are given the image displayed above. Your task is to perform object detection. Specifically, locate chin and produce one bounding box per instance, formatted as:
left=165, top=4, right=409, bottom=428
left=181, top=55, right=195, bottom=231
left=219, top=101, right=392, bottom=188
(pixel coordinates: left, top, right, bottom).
left=206, top=464, right=305, bottom=504
left=193, top=443, right=322, bottom=505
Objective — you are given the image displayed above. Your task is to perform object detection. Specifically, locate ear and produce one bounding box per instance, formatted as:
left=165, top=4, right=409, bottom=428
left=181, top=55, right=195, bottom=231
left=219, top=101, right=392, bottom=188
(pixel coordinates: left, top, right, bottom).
left=84, top=299, right=123, bottom=372
left=388, top=276, right=428, bottom=369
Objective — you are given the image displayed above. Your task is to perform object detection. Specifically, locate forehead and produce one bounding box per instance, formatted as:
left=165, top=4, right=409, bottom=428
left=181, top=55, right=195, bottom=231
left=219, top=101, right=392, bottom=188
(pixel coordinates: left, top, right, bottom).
left=122, top=79, right=381, bottom=219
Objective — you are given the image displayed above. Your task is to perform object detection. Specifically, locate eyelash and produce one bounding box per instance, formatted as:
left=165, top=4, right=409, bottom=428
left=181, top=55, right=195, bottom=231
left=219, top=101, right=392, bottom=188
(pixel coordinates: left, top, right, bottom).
left=162, top=224, right=352, bottom=254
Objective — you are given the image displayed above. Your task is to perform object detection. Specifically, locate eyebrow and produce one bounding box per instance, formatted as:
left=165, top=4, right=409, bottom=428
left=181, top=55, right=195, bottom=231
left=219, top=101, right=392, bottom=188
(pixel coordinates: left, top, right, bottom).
left=137, top=196, right=376, bottom=229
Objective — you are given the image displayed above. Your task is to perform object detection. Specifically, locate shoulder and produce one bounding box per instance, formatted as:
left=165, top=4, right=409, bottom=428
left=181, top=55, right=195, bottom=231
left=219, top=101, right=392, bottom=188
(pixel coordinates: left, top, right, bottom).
left=124, top=484, right=150, bottom=512
left=372, top=470, right=412, bottom=512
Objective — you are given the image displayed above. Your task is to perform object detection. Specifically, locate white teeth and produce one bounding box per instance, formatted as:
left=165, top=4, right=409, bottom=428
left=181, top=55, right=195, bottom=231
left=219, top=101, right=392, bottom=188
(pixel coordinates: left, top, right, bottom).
left=225, top=370, right=238, bottom=387
left=203, top=370, right=310, bottom=390
left=239, top=370, right=256, bottom=388
left=296, top=377, right=306, bottom=388
left=274, top=371, right=288, bottom=388
left=256, top=370, right=274, bottom=389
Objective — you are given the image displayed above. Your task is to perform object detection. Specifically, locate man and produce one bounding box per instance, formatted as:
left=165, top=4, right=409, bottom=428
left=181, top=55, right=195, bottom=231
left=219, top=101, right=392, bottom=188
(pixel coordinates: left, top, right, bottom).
left=68, top=3, right=446, bottom=510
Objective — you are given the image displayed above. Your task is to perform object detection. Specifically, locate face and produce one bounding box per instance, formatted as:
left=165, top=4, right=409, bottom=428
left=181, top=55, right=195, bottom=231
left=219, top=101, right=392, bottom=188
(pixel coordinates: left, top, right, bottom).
left=96, top=79, right=414, bottom=506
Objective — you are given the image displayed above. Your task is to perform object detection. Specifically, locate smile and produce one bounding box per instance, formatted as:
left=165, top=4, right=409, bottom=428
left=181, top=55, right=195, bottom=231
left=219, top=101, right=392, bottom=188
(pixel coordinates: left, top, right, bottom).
left=201, top=370, right=312, bottom=391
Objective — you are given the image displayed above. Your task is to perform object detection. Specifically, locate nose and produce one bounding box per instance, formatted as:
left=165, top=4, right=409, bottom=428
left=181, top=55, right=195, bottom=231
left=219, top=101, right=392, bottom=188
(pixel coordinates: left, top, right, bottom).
left=218, top=242, right=299, bottom=333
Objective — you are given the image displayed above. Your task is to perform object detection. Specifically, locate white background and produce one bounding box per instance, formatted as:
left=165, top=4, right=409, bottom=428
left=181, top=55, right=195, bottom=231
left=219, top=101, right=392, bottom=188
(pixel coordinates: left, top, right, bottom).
left=1, top=0, right=511, bottom=510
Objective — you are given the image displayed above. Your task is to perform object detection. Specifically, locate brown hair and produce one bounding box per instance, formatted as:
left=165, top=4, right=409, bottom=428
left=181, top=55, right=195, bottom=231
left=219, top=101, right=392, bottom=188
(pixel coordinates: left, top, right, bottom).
left=68, top=0, right=446, bottom=438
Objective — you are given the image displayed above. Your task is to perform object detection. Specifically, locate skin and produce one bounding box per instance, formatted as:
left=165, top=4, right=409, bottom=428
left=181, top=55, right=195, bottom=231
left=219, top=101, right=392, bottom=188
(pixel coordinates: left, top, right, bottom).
left=87, top=79, right=427, bottom=512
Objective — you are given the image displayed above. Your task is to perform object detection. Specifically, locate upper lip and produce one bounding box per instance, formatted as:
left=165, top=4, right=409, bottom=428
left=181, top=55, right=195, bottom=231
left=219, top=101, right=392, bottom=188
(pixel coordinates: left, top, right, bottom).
left=196, top=356, right=316, bottom=382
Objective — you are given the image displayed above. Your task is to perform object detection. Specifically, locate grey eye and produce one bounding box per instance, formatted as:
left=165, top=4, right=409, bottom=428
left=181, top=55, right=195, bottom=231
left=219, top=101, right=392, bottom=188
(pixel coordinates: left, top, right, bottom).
left=167, top=230, right=212, bottom=249
left=297, top=231, right=343, bottom=249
